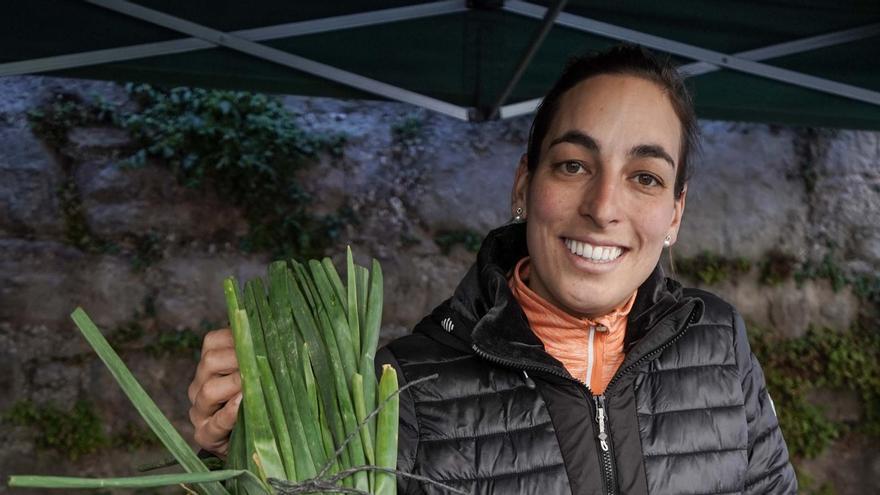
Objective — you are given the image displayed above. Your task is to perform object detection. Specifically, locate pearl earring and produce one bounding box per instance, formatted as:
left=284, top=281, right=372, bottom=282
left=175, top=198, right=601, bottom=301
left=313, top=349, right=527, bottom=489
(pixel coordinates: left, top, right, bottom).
left=513, top=207, right=525, bottom=223
left=664, top=234, right=672, bottom=247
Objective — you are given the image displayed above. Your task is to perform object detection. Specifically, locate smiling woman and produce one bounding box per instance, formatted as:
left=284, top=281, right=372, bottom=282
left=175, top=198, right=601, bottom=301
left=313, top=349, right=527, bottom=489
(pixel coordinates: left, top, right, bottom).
left=188, top=45, right=797, bottom=494
left=514, top=74, right=687, bottom=319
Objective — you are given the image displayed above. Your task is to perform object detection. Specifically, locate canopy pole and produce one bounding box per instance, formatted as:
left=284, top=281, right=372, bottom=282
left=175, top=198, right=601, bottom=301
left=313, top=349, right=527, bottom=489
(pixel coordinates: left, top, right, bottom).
left=505, top=0, right=880, bottom=107
left=482, top=0, right=568, bottom=121
left=0, top=1, right=468, bottom=77
left=497, top=21, right=880, bottom=119
left=83, top=0, right=472, bottom=121
left=679, top=22, right=880, bottom=77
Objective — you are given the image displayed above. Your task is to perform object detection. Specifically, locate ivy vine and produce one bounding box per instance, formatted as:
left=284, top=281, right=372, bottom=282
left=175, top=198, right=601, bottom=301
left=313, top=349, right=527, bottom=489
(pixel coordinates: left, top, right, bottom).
left=749, top=324, right=880, bottom=459
left=28, top=84, right=350, bottom=259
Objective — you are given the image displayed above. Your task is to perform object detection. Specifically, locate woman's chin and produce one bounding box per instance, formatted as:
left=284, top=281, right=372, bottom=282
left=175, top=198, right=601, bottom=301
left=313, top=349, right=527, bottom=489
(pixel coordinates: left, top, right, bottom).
left=557, top=288, right=623, bottom=319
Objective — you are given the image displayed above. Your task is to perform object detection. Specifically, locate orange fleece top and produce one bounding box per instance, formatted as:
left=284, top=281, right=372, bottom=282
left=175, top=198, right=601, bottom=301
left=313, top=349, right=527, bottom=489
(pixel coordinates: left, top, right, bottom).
left=508, top=257, right=636, bottom=394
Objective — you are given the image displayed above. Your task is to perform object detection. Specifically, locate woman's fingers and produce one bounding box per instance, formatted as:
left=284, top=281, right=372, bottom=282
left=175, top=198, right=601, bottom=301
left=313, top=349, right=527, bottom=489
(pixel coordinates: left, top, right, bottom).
left=193, top=392, right=242, bottom=456
left=188, top=328, right=242, bottom=455
left=189, top=337, right=238, bottom=404
left=190, top=371, right=242, bottom=420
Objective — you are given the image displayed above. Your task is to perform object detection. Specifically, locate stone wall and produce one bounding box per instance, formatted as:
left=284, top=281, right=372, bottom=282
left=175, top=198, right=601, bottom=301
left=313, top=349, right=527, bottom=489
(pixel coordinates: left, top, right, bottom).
left=1, top=75, right=878, bottom=493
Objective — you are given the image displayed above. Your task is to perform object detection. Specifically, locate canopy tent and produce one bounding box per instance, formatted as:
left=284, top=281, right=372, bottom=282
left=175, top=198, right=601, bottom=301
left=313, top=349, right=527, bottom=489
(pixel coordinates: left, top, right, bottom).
left=4, top=0, right=880, bottom=129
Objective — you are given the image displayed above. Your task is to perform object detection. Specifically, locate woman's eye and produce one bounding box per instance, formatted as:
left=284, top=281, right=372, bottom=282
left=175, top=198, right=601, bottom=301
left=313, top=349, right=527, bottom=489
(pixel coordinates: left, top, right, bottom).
left=561, top=161, right=584, bottom=174
left=636, top=173, right=661, bottom=187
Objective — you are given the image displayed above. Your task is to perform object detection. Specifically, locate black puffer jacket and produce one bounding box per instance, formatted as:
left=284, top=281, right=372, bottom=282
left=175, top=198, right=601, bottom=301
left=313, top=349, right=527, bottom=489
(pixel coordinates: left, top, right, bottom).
left=377, top=222, right=796, bottom=494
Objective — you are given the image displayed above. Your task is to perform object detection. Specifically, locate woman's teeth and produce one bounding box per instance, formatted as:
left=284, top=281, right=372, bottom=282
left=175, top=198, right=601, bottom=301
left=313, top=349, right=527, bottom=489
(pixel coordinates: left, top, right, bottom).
left=564, top=238, right=623, bottom=263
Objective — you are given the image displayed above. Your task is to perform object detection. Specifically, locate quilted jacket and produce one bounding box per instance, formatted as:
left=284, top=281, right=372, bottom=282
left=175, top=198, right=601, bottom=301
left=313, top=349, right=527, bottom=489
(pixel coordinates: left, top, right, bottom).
left=376, top=222, right=797, bottom=494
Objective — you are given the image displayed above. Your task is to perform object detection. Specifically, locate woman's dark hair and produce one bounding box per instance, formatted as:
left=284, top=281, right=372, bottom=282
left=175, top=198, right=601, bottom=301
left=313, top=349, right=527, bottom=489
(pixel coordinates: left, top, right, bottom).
left=527, top=44, right=698, bottom=198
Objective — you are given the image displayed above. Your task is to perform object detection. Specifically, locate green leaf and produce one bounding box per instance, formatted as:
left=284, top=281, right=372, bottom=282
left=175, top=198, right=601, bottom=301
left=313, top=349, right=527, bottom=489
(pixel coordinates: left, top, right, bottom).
left=243, top=280, right=297, bottom=480
left=361, top=259, right=384, bottom=440
left=287, top=265, right=353, bottom=473
left=310, top=260, right=358, bottom=387
left=312, top=300, right=369, bottom=491
left=346, top=247, right=362, bottom=361
left=8, top=470, right=265, bottom=492
left=69, top=308, right=228, bottom=495
left=269, top=262, right=326, bottom=474
left=351, top=373, right=375, bottom=467
left=375, top=365, right=399, bottom=495
left=322, top=257, right=348, bottom=315
left=224, top=283, right=286, bottom=482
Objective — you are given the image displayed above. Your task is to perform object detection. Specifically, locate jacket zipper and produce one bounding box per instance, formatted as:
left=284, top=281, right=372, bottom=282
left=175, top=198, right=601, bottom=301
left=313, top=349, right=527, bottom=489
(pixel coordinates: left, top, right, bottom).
left=594, top=394, right=616, bottom=495
left=470, top=303, right=701, bottom=495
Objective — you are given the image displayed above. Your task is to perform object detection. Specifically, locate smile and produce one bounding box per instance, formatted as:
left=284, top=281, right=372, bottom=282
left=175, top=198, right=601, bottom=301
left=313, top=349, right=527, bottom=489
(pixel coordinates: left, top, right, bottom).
left=564, top=238, right=624, bottom=263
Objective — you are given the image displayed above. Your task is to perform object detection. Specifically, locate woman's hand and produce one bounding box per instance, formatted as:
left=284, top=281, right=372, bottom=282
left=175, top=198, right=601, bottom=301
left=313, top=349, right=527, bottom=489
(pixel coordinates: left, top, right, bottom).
left=188, top=328, right=242, bottom=457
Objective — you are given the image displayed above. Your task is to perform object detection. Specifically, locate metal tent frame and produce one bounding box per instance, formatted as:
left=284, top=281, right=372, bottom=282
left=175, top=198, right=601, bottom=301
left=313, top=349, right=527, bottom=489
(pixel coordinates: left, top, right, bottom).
left=3, top=0, right=879, bottom=122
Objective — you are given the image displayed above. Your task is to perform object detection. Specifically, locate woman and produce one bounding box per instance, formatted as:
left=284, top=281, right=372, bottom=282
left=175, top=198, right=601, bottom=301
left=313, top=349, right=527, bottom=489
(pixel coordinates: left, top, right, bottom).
left=188, top=45, right=797, bottom=494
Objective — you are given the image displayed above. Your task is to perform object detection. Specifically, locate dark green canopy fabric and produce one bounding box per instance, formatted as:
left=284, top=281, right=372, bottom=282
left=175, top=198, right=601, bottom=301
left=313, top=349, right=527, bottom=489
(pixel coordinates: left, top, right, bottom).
left=4, top=1, right=880, bottom=129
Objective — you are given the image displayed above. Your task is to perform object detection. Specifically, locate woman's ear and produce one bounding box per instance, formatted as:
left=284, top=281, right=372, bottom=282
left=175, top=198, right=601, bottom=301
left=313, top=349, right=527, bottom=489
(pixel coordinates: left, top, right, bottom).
left=667, top=183, right=688, bottom=244
left=510, top=154, right=530, bottom=214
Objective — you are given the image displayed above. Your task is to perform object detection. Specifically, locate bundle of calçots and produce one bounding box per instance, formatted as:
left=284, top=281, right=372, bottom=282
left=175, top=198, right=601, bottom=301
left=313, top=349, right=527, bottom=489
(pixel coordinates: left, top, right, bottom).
left=7, top=248, right=399, bottom=495
left=224, top=249, right=397, bottom=494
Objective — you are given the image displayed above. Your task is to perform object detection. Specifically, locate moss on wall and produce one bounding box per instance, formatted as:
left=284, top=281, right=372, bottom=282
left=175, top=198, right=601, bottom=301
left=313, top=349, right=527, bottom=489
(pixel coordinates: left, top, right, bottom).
left=674, top=251, right=752, bottom=284
left=434, top=229, right=484, bottom=255
left=3, top=399, right=106, bottom=460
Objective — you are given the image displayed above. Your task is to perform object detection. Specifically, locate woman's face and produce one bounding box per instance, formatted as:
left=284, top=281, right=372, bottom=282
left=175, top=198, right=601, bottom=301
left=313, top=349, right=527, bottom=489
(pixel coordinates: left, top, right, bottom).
left=512, top=74, right=687, bottom=319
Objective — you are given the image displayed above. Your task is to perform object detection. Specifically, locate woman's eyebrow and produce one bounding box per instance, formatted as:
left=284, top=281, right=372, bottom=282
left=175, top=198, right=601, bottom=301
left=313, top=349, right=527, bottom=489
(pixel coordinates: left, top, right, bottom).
left=548, top=131, right=676, bottom=169
left=548, top=130, right=600, bottom=153
left=629, top=143, right=675, bottom=169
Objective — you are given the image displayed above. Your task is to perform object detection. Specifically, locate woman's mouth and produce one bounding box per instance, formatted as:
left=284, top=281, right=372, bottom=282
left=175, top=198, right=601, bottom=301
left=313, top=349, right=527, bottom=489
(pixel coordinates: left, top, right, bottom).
left=563, top=238, right=625, bottom=263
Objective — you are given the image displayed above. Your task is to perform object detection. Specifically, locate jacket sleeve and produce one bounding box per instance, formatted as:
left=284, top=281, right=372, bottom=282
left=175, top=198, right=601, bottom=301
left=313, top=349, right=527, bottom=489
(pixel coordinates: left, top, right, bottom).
left=733, top=311, right=798, bottom=494
left=375, top=346, right=425, bottom=495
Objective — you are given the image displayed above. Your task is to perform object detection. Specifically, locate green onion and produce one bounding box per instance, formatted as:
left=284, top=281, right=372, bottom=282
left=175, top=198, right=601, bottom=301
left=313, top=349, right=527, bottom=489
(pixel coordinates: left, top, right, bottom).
left=228, top=301, right=286, bottom=482
left=375, top=364, right=400, bottom=495
left=347, top=247, right=362, bottom=361
left=361, top=259, right=384, bottom=441
left=243, top=280, right=297, bottom=480
left=310, top=260, right=358, bottom=386
left=8, top=470, right=263, bottom=491
left=69, top=308, right=230, bottom=495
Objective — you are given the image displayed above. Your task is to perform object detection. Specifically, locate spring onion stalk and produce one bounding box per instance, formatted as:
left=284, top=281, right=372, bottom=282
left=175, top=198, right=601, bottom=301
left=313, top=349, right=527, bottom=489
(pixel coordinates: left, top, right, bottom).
left=346, top=248, right=362, bottom=360
left=305, top=342, right=342, bottom=477
left=322, top=257, right=349, bottom=314
left=375, top=365, right=400, bottom=495
left=361, top=259, right=384, bottom=441
left=288, top=262, right=354, bottom=479
left=8, top=471, right=263, bottom=491
left=278, top=264, right=328, bottom=470
left=68, top=309, right=230, bottom=495
left=243, top=281, right=297, bottom=481
left=355, top=265, right=370, bottom=341
left=229, top=305, right=287, bottom=482
left=313, top=299, right=370, bottom=491
left=351, top=372, right=376, bottom=492
left=261, top=269, right=319, bottom=481
left=225, top=415, right=247, bottom=493
left=310, top=260, right=358, bottom=385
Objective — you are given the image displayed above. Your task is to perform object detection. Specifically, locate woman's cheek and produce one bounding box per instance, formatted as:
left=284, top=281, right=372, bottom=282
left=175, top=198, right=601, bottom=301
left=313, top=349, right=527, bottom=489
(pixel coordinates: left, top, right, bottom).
left=530, top=183, right=575, bottom=223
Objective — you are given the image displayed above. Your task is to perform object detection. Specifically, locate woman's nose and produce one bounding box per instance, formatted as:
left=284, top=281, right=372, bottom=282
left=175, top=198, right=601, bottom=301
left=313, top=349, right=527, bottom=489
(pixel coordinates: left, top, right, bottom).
left=579, top=175, right=620, bottom=228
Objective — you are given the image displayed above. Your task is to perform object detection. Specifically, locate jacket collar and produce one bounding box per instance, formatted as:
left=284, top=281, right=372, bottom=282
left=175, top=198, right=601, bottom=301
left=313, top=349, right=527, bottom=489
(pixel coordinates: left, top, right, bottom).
left=424, top=222, right=698, bottom=377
